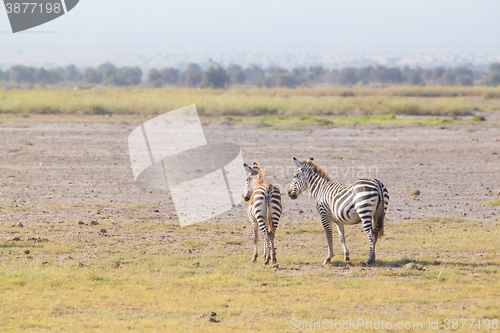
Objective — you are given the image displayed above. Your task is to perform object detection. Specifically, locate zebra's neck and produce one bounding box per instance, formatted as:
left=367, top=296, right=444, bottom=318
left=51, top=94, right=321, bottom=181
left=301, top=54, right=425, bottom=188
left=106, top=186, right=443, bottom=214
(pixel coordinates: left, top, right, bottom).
left=251, top=179, right=263, bottom=193
left=306, top=172, right=344, bottom=203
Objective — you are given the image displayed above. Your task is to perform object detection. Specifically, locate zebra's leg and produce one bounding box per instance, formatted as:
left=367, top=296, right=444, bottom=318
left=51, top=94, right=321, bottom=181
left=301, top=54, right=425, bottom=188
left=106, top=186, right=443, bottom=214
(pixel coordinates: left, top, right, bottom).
left=251, top=219, right=259, bottom=263
left=361, top=217, right=376, bottom=265
left=262, top=230, right=271, bottom=265
left=335, top=223, right=350, bottom=261
left=257, top=216, right=271, bottom=265
left=320, top=215, right=334, bottom=265
left=269, top=232, right=277, bottom=264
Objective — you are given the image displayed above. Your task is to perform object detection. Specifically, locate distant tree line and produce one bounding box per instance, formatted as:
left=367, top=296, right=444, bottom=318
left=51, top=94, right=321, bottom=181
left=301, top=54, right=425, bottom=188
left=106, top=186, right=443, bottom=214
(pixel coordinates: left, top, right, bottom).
left=0, top=62, right=142, bottom=87
left=1, top=62, right=500, bottom=88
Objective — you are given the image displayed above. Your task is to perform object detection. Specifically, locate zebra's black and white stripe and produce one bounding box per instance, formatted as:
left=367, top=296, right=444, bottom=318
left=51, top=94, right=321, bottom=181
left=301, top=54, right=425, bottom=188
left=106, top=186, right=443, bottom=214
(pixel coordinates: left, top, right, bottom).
left=243, top=162, right=282, bottom=265
left=288, top=157, right=389, bottom=265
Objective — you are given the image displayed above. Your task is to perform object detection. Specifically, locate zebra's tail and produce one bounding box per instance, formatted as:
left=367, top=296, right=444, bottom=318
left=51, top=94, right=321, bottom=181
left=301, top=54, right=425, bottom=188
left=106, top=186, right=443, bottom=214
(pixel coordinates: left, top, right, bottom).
left=266, top=186, right=276, bottom=234
left=373, top=185, right=385, bottom=239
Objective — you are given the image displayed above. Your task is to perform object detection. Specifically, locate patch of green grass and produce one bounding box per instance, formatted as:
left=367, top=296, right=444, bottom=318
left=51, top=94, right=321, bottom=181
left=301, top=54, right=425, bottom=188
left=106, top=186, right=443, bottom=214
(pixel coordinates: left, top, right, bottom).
left=472, top=115, right=486, bottom=121
left=482, top=200, right=500, bottom=206
left=132, top=215, right=156, bottom=220
left=0, top=204, right=30, bottom=212
left=287, top=228, right=324, bottom=234
left=45, top=204, right=63, bottom=211
left=129, top=203, right=153, bottom=210
left=236, top=114, right=485, bottom=128
left=182, top=239, right=208, bottom=249
left=223, top=239, right=243, bottom=245
left=417, top=216, right=468, bottom=223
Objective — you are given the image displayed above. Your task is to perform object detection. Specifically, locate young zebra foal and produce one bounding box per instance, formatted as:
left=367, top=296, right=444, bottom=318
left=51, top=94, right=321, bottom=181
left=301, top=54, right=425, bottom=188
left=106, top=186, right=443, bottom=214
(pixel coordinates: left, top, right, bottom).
left=288, top=157, right=389, bottom=266
left=242, top=162, right=282, bottom=265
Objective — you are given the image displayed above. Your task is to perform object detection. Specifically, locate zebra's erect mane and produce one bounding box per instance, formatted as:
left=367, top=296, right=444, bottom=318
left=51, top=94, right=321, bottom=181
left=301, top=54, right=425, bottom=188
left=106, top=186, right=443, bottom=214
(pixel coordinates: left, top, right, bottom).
left=301, top=159, right=330, bottom=181
left=252, top=164, right=264, bottom=184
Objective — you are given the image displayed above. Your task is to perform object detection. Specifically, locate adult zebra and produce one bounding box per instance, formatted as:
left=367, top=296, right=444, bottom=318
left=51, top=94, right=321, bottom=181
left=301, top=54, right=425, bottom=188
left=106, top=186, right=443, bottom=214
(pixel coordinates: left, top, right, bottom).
left=288, top=157, right=389, bottom=265
left=243, top=162, right=282, bottom=265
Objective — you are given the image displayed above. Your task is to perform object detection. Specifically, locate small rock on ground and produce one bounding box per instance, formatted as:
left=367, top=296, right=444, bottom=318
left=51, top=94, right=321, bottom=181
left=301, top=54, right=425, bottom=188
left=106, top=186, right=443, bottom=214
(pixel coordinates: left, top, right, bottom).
left=404, top=262, right=427, bottom=271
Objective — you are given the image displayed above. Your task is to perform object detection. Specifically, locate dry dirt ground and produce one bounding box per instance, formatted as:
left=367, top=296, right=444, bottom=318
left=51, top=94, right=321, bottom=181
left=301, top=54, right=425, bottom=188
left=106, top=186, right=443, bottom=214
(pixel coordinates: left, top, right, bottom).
left=1, top=116, right=500, bottom=331
left=1, top=116, right=499, bottom=252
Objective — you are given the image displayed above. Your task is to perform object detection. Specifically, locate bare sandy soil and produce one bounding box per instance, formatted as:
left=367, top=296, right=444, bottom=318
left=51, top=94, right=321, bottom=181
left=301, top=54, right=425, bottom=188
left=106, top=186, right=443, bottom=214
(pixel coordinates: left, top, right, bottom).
left=1, top=117, right=499, bottom=246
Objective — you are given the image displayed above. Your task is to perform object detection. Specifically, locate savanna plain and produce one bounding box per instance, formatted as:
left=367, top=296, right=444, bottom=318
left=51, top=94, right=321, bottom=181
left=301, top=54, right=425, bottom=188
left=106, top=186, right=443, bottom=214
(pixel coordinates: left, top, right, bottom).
left=1, top=87, right=500, bottom=332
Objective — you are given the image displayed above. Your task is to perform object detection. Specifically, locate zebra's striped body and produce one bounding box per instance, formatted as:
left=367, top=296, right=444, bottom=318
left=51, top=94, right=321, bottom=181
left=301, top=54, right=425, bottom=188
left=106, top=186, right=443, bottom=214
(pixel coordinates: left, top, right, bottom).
left=288, top=157, right=389, bottom=265
left=243, top=163, right=282, bottom=265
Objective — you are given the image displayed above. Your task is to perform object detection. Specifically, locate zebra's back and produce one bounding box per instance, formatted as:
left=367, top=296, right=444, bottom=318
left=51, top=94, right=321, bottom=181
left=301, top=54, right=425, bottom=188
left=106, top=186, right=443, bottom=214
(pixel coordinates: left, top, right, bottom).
left=329, top=178, right=388, bottom=225
left=248, top=183, right=282, bottom=234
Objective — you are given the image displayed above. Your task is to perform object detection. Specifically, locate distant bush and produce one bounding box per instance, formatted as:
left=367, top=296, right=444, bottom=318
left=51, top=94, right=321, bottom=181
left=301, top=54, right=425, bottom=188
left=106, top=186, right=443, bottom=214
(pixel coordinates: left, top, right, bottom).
left=148, top=67, right=179, bottom=87
left=119, top=67, right=142, bottom=85
left=84, top=68, right=103, bottom=84
left=275, top=73, right=296, bottom=88
left=160, top=68, right=179, bottom=85
left=371, top=65, right=403, bottom=84
left=104, top=75, right=126, bottom=86
left=0, top=69, right=10, bottom=81
left=432, top=67, right=446, bottom=81
left=182, top=63, right=203, bottom=87
left=339, top=67, right=358, bottom=85
left=437, top=73, right=455, bottom=86
left=356, top=66, right=373, bottom=84
left=455, top=74, right=473, bottom=86
left=64, top=65, right=82, bottom=81
left=33, top=68, right=53, bottom=84
left=486, top=72, right=500, bottom=87
left=98, top=62, right=117, bottom=81
left=406, top=72, right=423, bottom=85
left=10, top=65, right=35, bottom=83
left=200, top=65, right=228, bottom=89
left=243, top=65, right=265, bottom=86
left=485, top=63, right=500, bottom=86
left=147, top=69, right=163, bottom=87
left=228, top=65, right=245, bottom=85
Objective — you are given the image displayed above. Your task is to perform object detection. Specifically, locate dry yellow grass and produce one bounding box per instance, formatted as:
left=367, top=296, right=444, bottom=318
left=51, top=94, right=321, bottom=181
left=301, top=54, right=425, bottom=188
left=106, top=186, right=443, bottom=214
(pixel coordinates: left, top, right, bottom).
left=1, top=87, right=499, bottom=118
left=0, top=217, right=498, bottom=332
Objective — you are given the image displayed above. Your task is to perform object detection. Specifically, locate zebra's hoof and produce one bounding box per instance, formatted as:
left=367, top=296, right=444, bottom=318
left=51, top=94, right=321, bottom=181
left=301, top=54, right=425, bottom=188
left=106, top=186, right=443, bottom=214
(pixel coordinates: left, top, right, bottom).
left=366, top=259, right=374, bottom=266
left=344, top=256, right=350, bottom=261
left=322, top=258, right=332, bottom=266
left=272, top=259, right=277, bottom=264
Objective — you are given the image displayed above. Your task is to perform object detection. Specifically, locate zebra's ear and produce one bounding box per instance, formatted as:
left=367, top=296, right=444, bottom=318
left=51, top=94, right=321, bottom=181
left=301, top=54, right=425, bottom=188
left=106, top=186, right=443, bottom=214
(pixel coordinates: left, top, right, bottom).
left=252, top=162, right=258, bottom=166
left=309, top=157, right=314, bottom=161
left=244, top=163, right=258, bottom=175
left=293, top=156, right=305, bottom=169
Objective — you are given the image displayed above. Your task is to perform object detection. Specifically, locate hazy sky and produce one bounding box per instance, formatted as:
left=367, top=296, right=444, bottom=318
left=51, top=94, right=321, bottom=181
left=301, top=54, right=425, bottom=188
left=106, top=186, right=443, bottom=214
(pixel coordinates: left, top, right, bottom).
left=1, top=0, right=500, bottom=68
